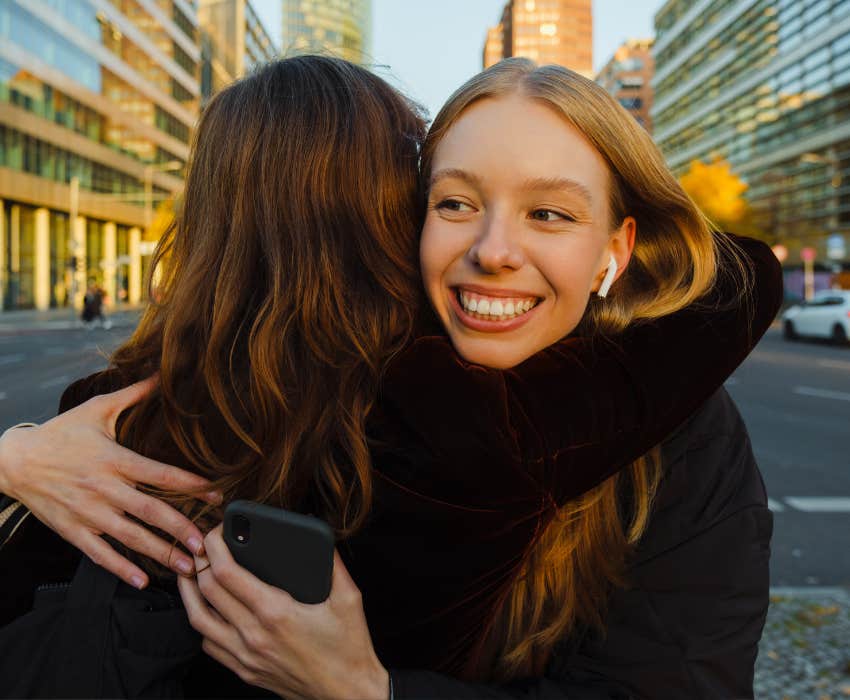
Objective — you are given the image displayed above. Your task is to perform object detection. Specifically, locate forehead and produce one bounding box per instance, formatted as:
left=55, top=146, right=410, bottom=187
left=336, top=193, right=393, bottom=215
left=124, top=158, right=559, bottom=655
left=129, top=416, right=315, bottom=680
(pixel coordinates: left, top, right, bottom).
left=432, top=95, right=610, bottom=202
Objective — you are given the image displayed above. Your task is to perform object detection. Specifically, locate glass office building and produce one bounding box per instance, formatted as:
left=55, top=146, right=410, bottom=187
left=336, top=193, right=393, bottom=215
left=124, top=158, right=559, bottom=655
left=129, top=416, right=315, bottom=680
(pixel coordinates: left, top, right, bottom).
left=483, top=0, right=593, bottom=77
left=652, top=0, right=850, bottom=267
left=0, top=0, right=199, bottom=311
left=199, top=0, right=277, bottom=102
left=281, top=0, right=372, bottom=64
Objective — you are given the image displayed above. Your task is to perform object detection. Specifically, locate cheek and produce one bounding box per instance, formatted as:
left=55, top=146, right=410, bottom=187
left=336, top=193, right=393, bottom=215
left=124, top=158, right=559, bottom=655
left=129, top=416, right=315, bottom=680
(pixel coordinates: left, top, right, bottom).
left=419, top=219, right=457, bottom=286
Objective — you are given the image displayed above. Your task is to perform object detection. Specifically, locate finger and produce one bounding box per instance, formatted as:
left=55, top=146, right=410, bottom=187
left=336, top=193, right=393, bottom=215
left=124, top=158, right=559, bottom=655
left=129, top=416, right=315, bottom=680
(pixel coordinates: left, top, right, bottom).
left=113, top=485, right=208, bottom=556
left=178, top=574, right=242, bottom=651
left=204, top=525, right=279, bottom=608
left=97, top=375, right=160, bottom=437
left=117, top=448, right=222, bottom=506
left=74, top=529, right=150, bottom=590
left=102, top=511, right=196, bottom=576
left=195, top=559, right=255, bottom=628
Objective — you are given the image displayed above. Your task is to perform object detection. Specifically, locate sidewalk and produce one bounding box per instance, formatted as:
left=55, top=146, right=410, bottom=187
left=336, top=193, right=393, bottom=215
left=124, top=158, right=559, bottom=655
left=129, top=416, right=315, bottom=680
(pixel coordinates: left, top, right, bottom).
left=756, top=587, right=850, bottom=699
left=0, top=305, right=143, bottom=334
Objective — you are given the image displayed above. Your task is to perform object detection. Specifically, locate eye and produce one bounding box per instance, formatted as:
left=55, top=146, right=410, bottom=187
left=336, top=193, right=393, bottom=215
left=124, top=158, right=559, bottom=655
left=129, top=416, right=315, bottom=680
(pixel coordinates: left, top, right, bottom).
left=530, top=209, right=574, bottom=223
left=435, top=198, right=474, bottom=213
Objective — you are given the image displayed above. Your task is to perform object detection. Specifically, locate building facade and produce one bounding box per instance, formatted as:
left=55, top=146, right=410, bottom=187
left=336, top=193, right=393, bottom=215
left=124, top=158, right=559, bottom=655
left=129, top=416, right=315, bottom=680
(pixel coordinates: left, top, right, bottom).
left=199, top=0, right=277, bottom=101
left=281, top=0, right=372, bottom=64
left=596, top=39, right=655, bottom=132
left=0, top=0, right=200, bottom=311
left=652, top=0, right=850, bottom=268
left=482, top=0, right=593, bottom=78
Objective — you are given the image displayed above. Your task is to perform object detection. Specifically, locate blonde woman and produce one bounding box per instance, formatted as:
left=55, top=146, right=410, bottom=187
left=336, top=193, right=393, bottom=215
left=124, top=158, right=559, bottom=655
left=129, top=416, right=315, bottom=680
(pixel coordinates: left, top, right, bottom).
left=1, top=57, right=779, bottom=698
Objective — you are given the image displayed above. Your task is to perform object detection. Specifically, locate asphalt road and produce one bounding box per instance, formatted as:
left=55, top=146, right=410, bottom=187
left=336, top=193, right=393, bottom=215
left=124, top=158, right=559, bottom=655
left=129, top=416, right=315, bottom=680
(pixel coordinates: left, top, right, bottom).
left=0, top=323, right=848, bottom=586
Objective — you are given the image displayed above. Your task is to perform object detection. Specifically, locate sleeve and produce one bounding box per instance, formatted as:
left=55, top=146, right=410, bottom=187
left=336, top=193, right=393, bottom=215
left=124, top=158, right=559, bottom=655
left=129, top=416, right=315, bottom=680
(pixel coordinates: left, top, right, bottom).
left=381, top=234, right=782, bottom=505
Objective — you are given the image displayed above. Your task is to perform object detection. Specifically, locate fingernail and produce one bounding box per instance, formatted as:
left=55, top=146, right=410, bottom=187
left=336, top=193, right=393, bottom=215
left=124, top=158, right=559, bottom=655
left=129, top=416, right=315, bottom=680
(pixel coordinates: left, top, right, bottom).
left=206, top=491, right=223, bottom=505
left=188, top=536, right=203, bottom=555
left=176, top=559, right=194, bottom=575
left=131, top=575, right=146, bottom=590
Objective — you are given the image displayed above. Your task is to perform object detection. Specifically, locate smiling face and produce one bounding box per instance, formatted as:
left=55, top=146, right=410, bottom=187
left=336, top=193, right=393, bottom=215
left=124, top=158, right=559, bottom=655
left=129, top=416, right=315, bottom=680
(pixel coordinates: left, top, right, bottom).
left=420, top=94, right=635, bottom=369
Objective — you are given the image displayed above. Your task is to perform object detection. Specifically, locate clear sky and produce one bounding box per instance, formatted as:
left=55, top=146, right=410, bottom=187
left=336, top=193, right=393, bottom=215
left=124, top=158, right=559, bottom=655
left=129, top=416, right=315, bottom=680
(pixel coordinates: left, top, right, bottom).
left=251, top=0, right=659, bottom=119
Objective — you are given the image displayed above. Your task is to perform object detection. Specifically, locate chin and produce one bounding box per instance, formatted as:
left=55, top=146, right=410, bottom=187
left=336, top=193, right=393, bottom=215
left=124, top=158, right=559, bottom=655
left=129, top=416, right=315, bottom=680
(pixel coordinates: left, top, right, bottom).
left=452, top=340, right=531, bottom=370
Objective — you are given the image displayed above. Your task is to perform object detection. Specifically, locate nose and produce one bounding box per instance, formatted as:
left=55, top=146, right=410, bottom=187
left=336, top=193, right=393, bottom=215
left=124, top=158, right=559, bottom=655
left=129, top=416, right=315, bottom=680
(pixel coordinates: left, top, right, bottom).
left=467, top=213, right=524, bottom=272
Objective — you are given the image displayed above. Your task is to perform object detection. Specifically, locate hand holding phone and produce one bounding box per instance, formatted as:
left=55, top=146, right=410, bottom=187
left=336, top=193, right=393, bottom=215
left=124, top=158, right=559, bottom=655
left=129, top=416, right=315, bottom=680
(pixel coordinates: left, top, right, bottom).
left=223, top=500, right=334, bottom=604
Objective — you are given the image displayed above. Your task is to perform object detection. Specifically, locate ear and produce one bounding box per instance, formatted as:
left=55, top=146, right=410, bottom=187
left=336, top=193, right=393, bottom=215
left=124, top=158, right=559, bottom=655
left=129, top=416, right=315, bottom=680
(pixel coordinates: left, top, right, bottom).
left=593, top=216, right=636, bottom=291
left=610, top=216, right=636, bottom=281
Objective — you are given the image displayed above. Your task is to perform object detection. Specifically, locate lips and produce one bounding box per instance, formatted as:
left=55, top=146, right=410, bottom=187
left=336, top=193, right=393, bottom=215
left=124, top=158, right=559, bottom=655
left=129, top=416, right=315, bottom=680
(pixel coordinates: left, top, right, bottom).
left=449, top=286, right=542, bottom=332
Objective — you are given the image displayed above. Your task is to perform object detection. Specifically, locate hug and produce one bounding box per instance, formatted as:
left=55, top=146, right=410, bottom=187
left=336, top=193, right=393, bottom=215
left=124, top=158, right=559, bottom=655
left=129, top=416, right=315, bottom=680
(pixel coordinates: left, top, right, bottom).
left=0, top=54, right=781, bottom=699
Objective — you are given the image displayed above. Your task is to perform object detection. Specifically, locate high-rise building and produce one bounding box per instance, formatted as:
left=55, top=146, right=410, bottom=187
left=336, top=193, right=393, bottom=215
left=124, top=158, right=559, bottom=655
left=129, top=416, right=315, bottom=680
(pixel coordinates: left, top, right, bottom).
left=596, top=39, right=655, bottom=133
left=199, top=0, right=278, bottom=101
left=0, top=0, right=200, bottom=312
left=482, top=0, right=593, bottom=78
left=652, top=0, right=850, bottom=268
left=281, top=0, right=372, bottom=64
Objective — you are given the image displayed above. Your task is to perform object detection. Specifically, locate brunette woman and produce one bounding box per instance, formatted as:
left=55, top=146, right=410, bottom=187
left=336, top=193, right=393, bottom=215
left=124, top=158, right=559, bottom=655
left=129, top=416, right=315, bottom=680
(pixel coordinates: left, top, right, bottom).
left=1, top=56, right=780, bottom=697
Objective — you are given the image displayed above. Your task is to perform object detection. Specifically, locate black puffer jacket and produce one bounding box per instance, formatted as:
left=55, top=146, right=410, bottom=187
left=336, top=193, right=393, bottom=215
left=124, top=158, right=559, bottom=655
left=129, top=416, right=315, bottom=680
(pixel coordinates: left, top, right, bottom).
left=0, top=388, right=769, bottom=699
left=392, top=387, right=772, bottom=700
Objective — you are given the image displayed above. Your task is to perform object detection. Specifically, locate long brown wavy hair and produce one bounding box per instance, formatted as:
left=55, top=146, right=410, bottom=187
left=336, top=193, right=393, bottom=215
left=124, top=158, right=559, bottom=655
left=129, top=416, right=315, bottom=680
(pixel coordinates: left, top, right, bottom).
left=111, top=56, right=427, bottom=540
left=421, top=58, right=750, bottom=682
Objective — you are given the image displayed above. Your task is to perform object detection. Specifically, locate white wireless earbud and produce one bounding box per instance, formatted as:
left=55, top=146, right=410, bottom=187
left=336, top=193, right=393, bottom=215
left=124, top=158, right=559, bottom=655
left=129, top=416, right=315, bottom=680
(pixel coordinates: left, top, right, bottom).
left=597, top=254, right=618, bottom=298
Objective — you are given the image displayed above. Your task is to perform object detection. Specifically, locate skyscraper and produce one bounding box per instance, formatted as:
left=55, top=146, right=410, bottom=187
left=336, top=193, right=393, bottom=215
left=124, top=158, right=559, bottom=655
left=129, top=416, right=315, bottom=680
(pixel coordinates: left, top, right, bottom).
left=281, top=0, right=372, bottom=64
left=199, top=0, right=279, bottom=102
left=0, top=0, right=200, bottom=311
left=596, top=39, right=655, bottom=132
left=652, top=0, right=850, bottom=269
left=482, top=0, right=592, bottom=78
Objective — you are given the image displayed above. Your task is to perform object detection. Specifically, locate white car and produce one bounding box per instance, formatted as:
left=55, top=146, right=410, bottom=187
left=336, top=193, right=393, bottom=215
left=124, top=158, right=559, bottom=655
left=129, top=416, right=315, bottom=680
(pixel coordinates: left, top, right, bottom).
left=782, top=290, right=850, bottom=344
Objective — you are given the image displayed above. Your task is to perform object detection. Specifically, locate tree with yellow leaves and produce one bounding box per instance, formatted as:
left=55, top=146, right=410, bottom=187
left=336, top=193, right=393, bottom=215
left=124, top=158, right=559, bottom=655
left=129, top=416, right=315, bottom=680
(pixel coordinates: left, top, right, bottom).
left=679, top=157, right=750, bottom=231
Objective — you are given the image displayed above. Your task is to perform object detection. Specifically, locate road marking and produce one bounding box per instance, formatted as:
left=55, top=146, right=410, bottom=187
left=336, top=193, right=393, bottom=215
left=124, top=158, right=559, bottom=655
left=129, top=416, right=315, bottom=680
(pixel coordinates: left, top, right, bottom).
left=784, top=497, right=850, bottom=512
left=0, top=392, right=6, bottom=401
left=0, top=354, right=25, bottom=366
left=39, top=375, right=70, bottom=390
left=767, top=498, right=785, bottom=512
left=792, top=386, right=850, bottom=402
left=817, top=359, right=850, bottom=371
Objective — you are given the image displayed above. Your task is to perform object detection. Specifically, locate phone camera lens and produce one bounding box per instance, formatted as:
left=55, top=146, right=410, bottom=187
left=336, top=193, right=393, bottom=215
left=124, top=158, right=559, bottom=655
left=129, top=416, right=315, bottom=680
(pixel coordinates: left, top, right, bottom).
left=232, top=514, right=251, bottom=544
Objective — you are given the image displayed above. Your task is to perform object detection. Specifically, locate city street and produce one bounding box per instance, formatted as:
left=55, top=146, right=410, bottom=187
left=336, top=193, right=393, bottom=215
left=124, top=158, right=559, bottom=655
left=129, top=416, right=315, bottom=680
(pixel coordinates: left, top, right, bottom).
left=1, top=319, right=847, bottom=587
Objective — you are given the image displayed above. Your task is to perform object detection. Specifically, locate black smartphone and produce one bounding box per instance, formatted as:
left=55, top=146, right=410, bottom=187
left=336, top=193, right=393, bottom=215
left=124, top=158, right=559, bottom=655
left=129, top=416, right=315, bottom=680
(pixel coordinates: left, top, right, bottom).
left=223, top=500, right=334, bottom=604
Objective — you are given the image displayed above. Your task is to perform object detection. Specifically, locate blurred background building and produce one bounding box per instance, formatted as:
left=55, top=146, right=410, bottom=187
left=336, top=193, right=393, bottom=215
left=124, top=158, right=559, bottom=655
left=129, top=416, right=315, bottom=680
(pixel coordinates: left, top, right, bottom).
left=596, top=38, right=655, bottom=132
left=281, top=0, right=372, bottom=63
left=199, top=0, right=278, bottom=102
left=0, top=0, right=199, bottom=311
left=652, top=0, right=850, bottom=277
left=483, top=0, right=593, bottom=78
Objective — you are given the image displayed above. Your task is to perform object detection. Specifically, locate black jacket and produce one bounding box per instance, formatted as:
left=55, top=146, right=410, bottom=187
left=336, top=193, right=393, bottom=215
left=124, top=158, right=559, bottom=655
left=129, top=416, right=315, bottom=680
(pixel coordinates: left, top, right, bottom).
left=391, top=387, right=772, bottom=699
left=0, top=388, right=770, bottom=699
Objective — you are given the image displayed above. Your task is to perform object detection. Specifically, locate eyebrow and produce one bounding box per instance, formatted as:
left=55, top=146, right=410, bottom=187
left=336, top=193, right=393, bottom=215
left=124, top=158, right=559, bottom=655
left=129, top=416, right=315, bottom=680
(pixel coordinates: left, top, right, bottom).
left=430, top=169, right=593, bottom=205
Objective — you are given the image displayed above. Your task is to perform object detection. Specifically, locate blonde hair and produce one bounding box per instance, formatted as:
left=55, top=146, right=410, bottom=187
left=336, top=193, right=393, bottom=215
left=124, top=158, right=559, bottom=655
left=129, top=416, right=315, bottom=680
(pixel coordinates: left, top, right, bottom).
left=421, top=58, right=750, bottom=681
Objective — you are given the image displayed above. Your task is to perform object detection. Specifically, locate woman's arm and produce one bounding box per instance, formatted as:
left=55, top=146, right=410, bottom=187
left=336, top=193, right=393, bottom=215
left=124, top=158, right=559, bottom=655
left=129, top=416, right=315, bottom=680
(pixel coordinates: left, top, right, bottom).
left=0, top=377, right=221, bottom=588
left=381, top=234, right=783, bottom=505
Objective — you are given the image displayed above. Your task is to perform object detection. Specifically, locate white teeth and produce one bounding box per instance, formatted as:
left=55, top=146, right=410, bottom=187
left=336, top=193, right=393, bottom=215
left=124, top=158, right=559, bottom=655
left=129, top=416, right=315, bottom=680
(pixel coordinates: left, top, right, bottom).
left=457, top=290, right=538, bottom=320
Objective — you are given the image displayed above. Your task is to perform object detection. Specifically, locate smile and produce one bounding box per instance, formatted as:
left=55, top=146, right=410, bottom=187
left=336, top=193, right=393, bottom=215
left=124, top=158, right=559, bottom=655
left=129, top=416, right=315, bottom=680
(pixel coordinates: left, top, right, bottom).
left=450, top=287, right=542, bottom=332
